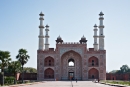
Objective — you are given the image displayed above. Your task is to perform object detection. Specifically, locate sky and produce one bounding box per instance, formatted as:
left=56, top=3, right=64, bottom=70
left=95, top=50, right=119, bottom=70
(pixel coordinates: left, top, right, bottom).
left=0, top=0, right=130, bottom=72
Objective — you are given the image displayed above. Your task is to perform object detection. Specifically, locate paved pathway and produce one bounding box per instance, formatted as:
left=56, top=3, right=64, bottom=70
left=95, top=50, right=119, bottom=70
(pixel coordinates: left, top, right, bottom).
left=19, top=81, right=117, bottom=87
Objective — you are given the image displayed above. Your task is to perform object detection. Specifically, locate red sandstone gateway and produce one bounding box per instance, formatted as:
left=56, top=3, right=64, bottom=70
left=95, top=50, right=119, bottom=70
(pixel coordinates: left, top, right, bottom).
left=37, top=12, right=106, bottom=81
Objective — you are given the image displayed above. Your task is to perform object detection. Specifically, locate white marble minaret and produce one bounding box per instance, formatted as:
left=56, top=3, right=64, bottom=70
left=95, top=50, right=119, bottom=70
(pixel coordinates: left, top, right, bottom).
left=38, top=12, right=44, bottom=50
left=45, top=24, right=50, bottom=50
left=93, top=24, right=98, bottom=51
left=98, top=12, right=105, bottom=50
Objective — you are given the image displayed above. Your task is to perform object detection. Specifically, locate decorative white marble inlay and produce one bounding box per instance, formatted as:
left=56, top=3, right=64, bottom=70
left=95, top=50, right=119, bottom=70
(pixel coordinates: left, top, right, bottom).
left=60, top=48, right=82, bottom=56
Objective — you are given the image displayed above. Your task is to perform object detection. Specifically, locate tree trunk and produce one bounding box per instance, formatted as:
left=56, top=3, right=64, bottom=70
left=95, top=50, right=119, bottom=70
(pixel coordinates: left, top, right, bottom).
left=1, top=67, right=4, bottom=86
left=1, top=69, right=3, bottom=72
left=14, top=72, right=16, bottom=84
left=22, top=66, right=24, bottom=83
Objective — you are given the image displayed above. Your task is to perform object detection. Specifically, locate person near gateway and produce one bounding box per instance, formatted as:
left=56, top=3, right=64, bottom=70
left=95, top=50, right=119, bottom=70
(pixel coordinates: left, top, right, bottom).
left=76, top=78, right=77, bottom=83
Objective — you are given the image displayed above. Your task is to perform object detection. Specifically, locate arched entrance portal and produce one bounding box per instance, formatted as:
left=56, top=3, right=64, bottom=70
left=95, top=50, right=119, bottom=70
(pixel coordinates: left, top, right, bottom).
left=44, top=68, right=54, bottom=79
left=61, top=50, right=82, bottom=80
left=88, top=68, right=99, bottom=79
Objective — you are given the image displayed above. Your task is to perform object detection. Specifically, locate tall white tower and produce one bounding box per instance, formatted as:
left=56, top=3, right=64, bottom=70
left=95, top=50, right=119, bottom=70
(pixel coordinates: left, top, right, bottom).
left=45, top=24, right=50, bottom=50
left=38, top=12, right=44, bottom=50
left=93, top=24, right=98, bottom=51
left=98, top=12, right=105, bottom=50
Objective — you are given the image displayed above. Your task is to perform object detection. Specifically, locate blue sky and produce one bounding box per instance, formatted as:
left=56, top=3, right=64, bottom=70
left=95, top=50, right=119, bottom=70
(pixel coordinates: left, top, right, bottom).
left=0, top=0, right=130, bottom=72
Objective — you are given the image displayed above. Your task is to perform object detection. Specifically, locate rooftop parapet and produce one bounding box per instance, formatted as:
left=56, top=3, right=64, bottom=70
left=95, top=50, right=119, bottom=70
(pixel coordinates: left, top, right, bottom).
left=56, top=42, right=86, bottom=44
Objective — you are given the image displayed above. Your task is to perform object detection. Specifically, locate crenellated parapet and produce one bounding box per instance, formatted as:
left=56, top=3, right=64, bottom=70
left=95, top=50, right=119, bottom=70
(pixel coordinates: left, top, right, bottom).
left=87, top=48, right=106, bottom=54
left=56, top=42, right=87, bottom=48
left=56, top=42, right=84, bottom=44
left=37, top=48, right=56, bottom=54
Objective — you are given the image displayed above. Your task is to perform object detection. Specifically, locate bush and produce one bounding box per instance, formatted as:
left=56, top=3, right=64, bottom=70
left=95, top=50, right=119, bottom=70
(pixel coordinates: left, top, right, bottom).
left=24, top=80, right=30, bottom=83
left=4, top=76, right=15, bottom=85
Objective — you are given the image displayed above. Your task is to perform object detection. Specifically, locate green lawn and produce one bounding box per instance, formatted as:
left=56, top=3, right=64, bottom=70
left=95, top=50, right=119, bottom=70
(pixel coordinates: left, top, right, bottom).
left=101, top=80, right=130, bottom=86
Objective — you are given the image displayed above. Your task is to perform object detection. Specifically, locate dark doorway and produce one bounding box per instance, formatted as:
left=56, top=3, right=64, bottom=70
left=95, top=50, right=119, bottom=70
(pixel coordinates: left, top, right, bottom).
left=44, top=68, right=54, bottom=79
left=68, top=72, right=74, bottom=80
left=92, top=75, right=95, bottom=79
left=113, top=77, right=114, bottom=80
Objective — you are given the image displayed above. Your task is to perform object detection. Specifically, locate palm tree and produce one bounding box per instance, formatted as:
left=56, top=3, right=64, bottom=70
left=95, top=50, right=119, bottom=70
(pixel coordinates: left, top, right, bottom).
left=0, top=61, right=1, bottom=72
left=16, top=49, right=30, bottom=83
left=8, top=61, right=21, bottom=84
left=0, top=50, right=11, bottom=86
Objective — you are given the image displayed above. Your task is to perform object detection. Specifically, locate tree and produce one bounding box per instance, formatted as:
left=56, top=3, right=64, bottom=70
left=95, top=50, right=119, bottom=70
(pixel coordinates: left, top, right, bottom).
left=0, top=61, right=1, bottom=72
left=120, top=65, right=130, bottom=73
left=8, top=61, right=21, bottom=84
left=0, top=50, right=11, bottom=86
left=109, top=70, right=119, bottom=73
left=23, top=67, right=37, bottom=73
left=16, top=49, right=30, bottom=83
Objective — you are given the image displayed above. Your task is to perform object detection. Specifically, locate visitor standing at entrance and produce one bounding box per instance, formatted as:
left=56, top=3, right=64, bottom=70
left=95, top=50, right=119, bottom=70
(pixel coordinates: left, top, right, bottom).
left=76, top=78, right=77, bottom=83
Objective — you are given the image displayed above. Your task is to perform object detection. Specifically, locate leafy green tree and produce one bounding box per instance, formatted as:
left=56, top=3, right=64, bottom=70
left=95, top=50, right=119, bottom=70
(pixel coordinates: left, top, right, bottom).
left=109, top=70, right=119, bottom=73
left=115, top=70, right=122, bottom=74
left=0, top=50, right=11, bottom=86
left=8, top=61, right=21, bottom=84
left=110, top=65, right=130, bottom=74
left=0, top=51, right=11, bottom=72
left=23, top=67, right=37, bottom=73
left=0, top=61, right=1, bottom=71
left=120, top=65, right=130, bottom=73
left=16, top=49, right=30, bottom=83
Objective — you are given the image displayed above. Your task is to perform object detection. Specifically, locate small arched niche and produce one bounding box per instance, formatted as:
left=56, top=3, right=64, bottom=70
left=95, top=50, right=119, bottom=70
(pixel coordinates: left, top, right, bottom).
left=68, top=58, right=75, bottom=66
left=88, top=56, right=99, bottom=67
left=44, top=56, right=54, bottom=66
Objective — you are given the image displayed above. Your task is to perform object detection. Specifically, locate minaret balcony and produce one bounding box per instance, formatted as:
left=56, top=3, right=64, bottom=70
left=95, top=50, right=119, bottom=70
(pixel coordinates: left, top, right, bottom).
left=39, top=25, right=44, bottom=28
left=98, top=25, right=104, bottom=28
left=99, top=35, right=105, bottom=38
left=38, top=36, right=44, bottom=38
left=99, top=17, right=104, bottom=20
left=39, top=17, right=44, bottom=20
left=45, top=35, right=49, bottom=38
left=93, top=35, right=98, bottom=37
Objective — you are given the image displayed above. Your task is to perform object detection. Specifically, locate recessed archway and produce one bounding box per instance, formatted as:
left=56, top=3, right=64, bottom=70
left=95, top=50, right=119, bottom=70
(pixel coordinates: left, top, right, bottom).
left=44, top=68, right=54, bottom=79
left=61, top=50, right=82, bottom=80
left=88, top=56, right=99, bottom=67
left=44, top=56, right=54, bottom=66
left=88, top=68, right=99, bottom=79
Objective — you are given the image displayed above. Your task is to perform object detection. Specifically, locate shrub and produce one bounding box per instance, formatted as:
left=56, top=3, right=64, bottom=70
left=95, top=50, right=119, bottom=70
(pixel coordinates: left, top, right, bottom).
left=24, top=80, right=30, bottom=83
left=4, top=76, right=15, bottom=85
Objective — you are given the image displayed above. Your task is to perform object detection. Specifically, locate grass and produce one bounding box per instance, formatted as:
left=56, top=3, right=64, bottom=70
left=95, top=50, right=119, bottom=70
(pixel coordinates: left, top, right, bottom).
left=101, top=80, right=130, bottom=86
left=1, top=80, right=37, bottom=86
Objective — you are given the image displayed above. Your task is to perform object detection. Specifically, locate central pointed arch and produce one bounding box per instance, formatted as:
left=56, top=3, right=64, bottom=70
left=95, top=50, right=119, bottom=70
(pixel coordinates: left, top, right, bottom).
left=61, top=50, right=82, bottom=80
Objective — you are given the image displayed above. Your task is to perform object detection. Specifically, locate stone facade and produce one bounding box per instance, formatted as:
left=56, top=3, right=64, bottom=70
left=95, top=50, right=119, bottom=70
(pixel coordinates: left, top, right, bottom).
left=37, top=43, right=106, bottom=81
